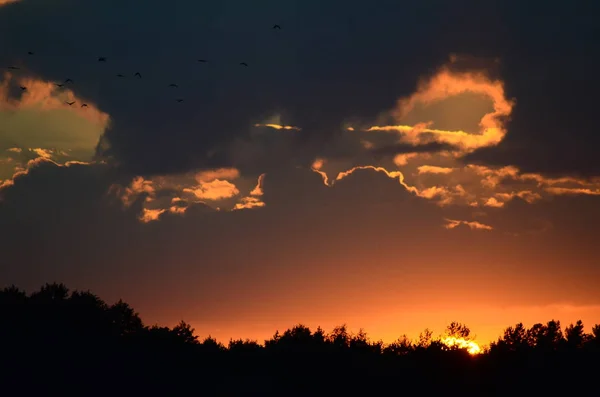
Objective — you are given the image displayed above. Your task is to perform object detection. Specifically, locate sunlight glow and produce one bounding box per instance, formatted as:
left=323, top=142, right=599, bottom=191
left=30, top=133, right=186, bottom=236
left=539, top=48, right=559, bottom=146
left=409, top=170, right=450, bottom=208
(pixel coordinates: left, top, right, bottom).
left=442, top=336, right=482, bottom=355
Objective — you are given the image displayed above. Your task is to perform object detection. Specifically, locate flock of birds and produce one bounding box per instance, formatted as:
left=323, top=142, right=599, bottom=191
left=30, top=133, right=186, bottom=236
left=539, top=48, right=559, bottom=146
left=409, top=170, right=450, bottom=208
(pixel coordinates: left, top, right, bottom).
left=4, top=24, right=284, bottom=107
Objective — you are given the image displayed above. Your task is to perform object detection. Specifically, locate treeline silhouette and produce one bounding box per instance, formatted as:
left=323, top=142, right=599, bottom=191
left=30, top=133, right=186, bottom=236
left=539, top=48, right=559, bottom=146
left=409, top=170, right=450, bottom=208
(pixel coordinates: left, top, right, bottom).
left=1, top=283, right=599, bottom=395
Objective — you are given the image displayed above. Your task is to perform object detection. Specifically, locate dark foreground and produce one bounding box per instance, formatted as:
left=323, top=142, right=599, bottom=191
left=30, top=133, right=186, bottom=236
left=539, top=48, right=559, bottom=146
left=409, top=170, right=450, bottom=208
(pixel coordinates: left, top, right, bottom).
left=1, top=283, right=599, bottom=395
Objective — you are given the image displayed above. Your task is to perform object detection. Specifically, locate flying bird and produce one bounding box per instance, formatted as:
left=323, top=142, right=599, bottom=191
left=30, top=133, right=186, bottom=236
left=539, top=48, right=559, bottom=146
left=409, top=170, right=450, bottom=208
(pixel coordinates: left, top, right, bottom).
left=116, top=74, right=125, bottom=78
left=168, top=83, right=178, bottom=88
left=7, top=66, right=19, bottom=70
left=65, top=101, right=75, bottom=106
left=134, top=72, right=141, bottom=78
left=64, top=78, right=73, bottom=84
left=27, top=51, right=34, bottom=55
left=197, top=59, right=208, bottom=63
left=176, top=99, right=184, bottom=103
left=98, top=57, right=106, bottom=62
left=81, top=103, right=88, bottom=108
left=239, top=62, right=248, bottom=67
left=272, top=24, right=281, bottom=29
left=55, top=83, right=64, bottom=88
left=19, top=86, right=27, bottom=91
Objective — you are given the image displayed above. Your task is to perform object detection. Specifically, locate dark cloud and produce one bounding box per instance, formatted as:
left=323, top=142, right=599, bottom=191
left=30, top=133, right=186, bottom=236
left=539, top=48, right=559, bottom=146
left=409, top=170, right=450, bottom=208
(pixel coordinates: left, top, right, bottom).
left=370, top=142, right=457, bottom=157
left=0, top=159, right=447, bottom=318
left=2, top=157, right=600, bottom=328
left=0, top=0, right=499, bottom=177
left=459, top=3, right=600, bottom=176
left=3, top=0, right=596, bottom=176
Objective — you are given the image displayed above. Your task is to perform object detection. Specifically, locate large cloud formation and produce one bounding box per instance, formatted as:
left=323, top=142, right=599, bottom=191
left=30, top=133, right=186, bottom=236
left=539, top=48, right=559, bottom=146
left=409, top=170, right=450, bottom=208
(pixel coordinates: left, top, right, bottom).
left=0, top=0, right=598, bottom=227
left=1, top=0, right=600, bottom=342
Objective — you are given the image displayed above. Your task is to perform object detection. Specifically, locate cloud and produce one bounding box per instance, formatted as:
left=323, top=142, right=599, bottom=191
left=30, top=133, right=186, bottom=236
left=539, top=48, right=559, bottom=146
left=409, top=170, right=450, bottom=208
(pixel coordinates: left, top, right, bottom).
left=544, top=187, right=600, bottom=196
left=2, top=47, right=599, bottom=235
left=363, top=61, right=514, bottom=154
left=444, top=218, right=493, bottom=231
left=0, top=0, right=18, bottom=6
left=0, top=156, right=91, bottom=191
left=301, top=60, right=600, bottom=214
left=233, top=196, right=265, bottom=210
left=195, top=168, right=240, bottom=183
left=110, top=168, right=268, bottom=222
left=369, top=141, right=456, bottom=157
left=250, top=173, right=265, bottom=196
left=418, top=165, right=454, bottom=175
left=393, top=153, right=419, bottom=167
left=4, top=157, right=600, bottom=344
left=0, top=1, right=599, bottom=237
left=253, top=123, right=301, bottom=131
left=184, top=179, right=239, bottom=201
left=0, top=72, right=109, bottom=190
left=0, top=73, right=109, bottom=128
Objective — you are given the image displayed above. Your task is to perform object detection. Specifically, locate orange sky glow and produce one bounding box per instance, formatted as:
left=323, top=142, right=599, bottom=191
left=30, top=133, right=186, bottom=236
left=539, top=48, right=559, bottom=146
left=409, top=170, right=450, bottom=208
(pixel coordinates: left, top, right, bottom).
left=1, top=51, right=599, bottom=349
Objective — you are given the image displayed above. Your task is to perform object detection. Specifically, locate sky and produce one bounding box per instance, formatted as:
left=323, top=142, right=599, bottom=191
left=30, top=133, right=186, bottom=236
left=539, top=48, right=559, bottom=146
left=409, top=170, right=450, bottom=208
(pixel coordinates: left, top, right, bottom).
left=1, top=0, right=600, bottom=346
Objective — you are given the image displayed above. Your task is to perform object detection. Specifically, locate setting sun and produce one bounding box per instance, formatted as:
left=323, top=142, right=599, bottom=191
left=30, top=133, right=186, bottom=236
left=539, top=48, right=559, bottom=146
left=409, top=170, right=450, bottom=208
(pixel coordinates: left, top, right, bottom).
left=442, top=336, right=482, bottom=355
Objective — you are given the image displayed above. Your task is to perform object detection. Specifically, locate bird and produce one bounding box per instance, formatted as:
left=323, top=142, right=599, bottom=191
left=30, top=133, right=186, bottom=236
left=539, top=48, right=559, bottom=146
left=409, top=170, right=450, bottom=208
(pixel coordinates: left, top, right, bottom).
left=272, top=24, right=281, bottom=30
left=81, top=103, right=88, bottom=108
left=168, top=83, right=178, bottom=88
left=239, top=62, right=248, bottom=67
left=176, top=99, right=184, bottom=103
left=64, top=78, right=73, bottom=84
left=134, top=72, right=141, bottom=78
left=116, top=74, right=125, bottom=78
left=98, top=57, right=106, bottom=62
left=198, top=59, right=208, bottom=63
left=7, top=66, right=19, bottom=70
left=65, top=101, right=75, bottom=106
left=19, top=86, right=27, bottom=91
left=27, top=51, right=34, bottom=55
left=55, top=83, right=64, bottom=88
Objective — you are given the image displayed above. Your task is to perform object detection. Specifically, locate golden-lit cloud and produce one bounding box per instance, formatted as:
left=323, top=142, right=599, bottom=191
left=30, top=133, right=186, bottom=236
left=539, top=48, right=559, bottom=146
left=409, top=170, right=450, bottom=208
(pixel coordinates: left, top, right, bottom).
left=184, top=179, right=239, bottom=200
left=393, top=153, right=419, bottom=166
left=233, top=173, right=266, bottom=211
left=417, top=165, right=454, bottom=175
left=0, top=73, right=110, bottom=192
left=111, top=168, right=267, bottom=222
left=444, top=218, right=493, bottom=231
left=0, top=147, right=92, bottom=191
left=544, top=187, right=600, bottom=196
left=195, top=168, right=240, bottom=183
left=253, top=123, right=301, bottom=131
left=250, top=173, right=265, bottom=196
left=0, top=0, right=19, bottom=6
left=301, top=57, right=600, bottom=232
left=140, top=208, right=165, bottom=223
left=372, top=64, right=514, bottom=152
left=67, top=55, right=599, bottom=230
left=0, top=157, right=91, bottom=190
left=310, top=158, right=331, bottom=186
left=233, top=196, right=266, bottom=211
left=251, top=114, right=301, bottom=132
left=0, top=73, right=109, bottom=128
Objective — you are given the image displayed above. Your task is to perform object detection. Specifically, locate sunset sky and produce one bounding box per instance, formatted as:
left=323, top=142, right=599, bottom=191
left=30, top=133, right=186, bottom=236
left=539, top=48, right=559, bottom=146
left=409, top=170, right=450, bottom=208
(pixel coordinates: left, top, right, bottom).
left=1, top=0, right=599, bottom=346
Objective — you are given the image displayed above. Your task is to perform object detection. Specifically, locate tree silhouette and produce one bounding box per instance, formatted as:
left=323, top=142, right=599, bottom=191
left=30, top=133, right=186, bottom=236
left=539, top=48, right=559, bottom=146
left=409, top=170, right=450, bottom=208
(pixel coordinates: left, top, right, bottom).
left=108, top=299, right=143, bottom=336
left=565, top=320, right=586, bottom=349
left=172, top=320, right=199, bottom=345
left=446, top=321, right=471, bottom=339
left=1, top=282, right=599, bottom=394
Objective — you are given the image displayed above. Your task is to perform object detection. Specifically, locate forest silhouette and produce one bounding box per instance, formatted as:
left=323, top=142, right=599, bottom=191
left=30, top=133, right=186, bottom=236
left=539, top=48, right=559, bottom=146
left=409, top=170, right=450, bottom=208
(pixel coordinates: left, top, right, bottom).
left=1, top=283, right=599, bottom=395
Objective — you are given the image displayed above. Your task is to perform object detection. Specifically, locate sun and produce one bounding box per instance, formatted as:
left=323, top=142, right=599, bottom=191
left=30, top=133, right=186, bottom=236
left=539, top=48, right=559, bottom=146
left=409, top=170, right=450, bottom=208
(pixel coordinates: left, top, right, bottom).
left=441, top=336, right=482, bottom=355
